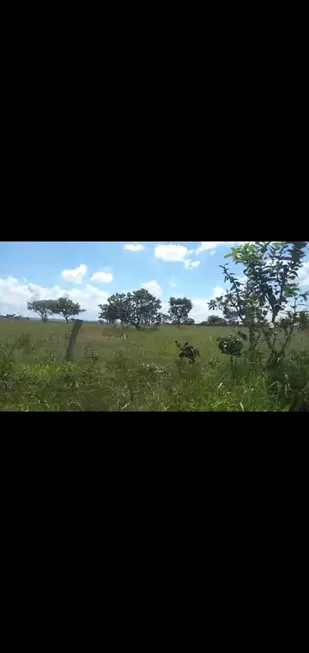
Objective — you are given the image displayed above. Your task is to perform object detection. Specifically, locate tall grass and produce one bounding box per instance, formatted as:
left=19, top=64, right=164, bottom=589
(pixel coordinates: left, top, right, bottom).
left=0, top=320, right=308, bottom=411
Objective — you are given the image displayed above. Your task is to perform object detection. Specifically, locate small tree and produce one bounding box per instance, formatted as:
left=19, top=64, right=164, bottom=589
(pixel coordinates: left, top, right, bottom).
left=209, top=241, right=308, bottom=365
left=168, top=297, right=193, bottom=328
left=27, top=299, right=57, bottom=322
left=217, top=333, right=245, bottom=379
left=53, top=297, right=85, bottom=323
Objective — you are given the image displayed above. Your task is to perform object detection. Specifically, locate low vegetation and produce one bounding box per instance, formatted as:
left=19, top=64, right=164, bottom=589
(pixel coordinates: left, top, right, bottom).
left=0, top=241, right=308, bottom=411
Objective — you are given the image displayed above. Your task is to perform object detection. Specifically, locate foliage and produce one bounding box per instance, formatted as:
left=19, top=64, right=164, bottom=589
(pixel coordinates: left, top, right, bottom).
left=99, top=290, right=161, bottom=329
left=207, top=315, right=227, bottom=326
left=27, top=299, right=57, bottom=322
left=175, top=340, right=200, bottom=363
left=53, top=297, right=85, bottom=323
left=217, top=333, right=244, bottom=378
left=158, top=313, right=170, bottom=325
left=209, top=241, right=309, bottom=365
left=169, top=297, right=193, bottom=327
left=27, top=298, right=85, bottom=323
left=127, top=289, right=162, bottom=328
left=217, top=334, right=244, bottom=357
left=98, top=293, right=129, bottom=324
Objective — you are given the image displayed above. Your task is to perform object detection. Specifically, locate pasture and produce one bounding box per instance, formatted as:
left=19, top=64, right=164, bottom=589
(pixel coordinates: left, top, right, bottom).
left=0, top=318, right=308, bottom=411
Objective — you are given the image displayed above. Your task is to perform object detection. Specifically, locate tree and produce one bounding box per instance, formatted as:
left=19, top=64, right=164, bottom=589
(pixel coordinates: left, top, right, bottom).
left=184, top=318, right=195, bottom=325
left=158, top=313, right=170, bottom=325
left=98, top=289, right=161, bottom=328
left=126, top=289, right=161, bottom=328
left=209, top=241, right=309, bottom=364
left=27, top=299, right=57, bottom=322
left=98, top=293, right=129, bottom=324
left=53, top=297, right=85, bottom=323
left=168, top=297, right=193, bottom=328
left=207, top=315, right=227, bottom=326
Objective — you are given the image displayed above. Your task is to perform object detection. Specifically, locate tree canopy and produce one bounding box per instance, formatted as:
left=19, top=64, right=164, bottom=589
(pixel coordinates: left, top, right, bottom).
left=207, top=315, right=227, bottom=326
left=53, top=297, right=85, bottom=322
left=168, top=297, right=193, bottom=327
left=27, top=298, right=85, bottom=322
left=99, top=289, right=161, bottom=328
left=27, top=300, right=57, bottom=322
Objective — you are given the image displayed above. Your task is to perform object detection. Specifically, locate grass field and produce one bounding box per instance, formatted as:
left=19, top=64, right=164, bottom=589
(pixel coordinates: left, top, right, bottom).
left=1, top=318, right=309, bottom=411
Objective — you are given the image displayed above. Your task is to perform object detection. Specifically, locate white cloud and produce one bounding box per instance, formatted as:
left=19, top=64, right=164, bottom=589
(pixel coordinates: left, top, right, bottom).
left=184, top=259, right=201, bottom=269
left=299, top=260, right=309, bottom=286
left=124, top=244, right=145, bottom=252
left=195, top=242, right=224, bottom=254
left=90, top=271, right=113, bottom=283
left=139, top=280, right=163, bottom=297
left=210, top=250, right=216, bottom=256
left=194, top=241, right=253, bottom=255
left=212, top=286, right=225, bottom=298
left=0, top=276, right=109, bottom=321
left=154, top=244, right=188, bottom=262
left=61, top=264, right=87, bottom=284
left=170, top=278, right=177, bottom=288
left=154, top=244, right=203, bottom=268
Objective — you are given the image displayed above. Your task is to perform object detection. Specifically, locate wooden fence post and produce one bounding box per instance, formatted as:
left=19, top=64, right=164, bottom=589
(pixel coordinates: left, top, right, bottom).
left=65, top=319, right=83, bottom=361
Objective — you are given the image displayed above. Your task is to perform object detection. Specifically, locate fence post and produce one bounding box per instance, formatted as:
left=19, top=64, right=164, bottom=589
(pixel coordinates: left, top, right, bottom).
left=65, top=319, right=83, bottom=361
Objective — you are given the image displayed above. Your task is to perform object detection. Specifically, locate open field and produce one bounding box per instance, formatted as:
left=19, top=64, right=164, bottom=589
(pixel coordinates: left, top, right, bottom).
left=0, top=319, right=309, bottom=411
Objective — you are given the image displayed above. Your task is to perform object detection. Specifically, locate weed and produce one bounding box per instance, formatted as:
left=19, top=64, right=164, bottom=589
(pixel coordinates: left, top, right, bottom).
left=175, top=340, right=200, bottom=364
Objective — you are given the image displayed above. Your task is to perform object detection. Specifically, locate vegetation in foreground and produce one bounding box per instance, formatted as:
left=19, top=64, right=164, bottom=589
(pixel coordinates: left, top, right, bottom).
left=0, top=320, right=308, bottom=411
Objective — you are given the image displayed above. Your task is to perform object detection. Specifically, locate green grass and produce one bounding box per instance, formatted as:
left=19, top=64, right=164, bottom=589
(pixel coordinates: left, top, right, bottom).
left=0, top=319, right=308, bottom=411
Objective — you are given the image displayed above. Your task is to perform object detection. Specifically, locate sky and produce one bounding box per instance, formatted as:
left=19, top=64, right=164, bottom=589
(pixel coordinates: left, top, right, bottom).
left=1, top=241, right=309, bottom=322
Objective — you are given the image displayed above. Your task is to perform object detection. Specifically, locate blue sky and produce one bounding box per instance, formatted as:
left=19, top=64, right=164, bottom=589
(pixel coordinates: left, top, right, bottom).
left=1, top=241, right=308, bottom=321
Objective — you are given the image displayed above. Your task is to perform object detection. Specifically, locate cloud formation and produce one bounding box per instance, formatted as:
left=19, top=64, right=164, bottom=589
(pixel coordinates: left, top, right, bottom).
left=140, top=280, right=163, bottom=297
left=154, top=242, right=252, bottom=265
left=195, top=242, right=225, bottom=254
left=124, top=244, right=145, bottom=252
left=90, top=271, right=113, bottom=283
left=154, top=244, right=188, bottom=262
left=0, top=276, right=109, bottom=320
left=194, top=241, right=253, bottom=255
left=61, top=264, right=87, bottom=284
